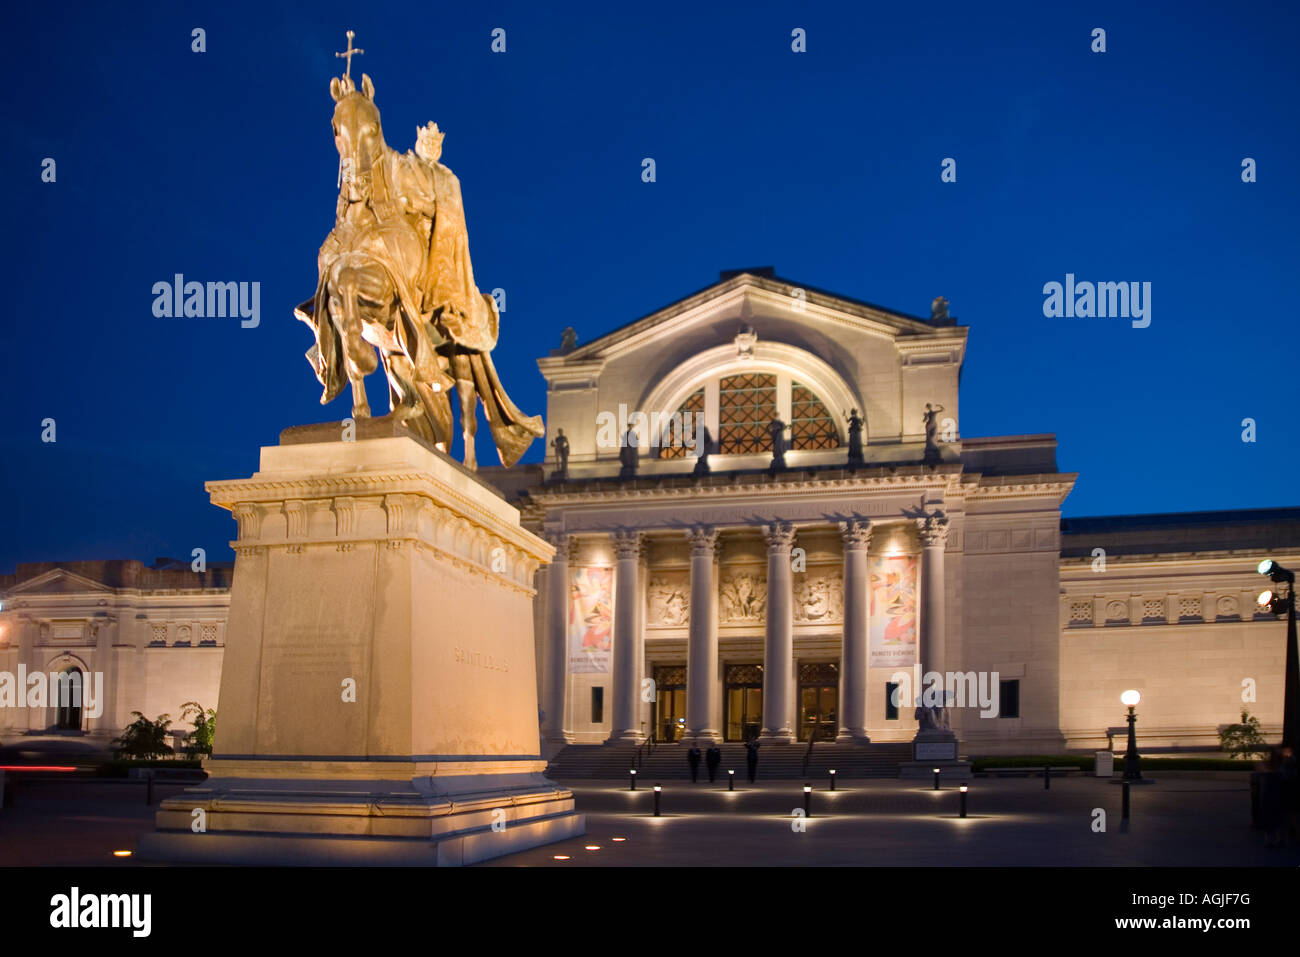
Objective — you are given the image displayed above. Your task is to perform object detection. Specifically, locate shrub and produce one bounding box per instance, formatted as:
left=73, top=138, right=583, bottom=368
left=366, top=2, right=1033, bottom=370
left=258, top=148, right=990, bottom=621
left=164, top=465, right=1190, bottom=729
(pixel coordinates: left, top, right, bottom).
left=1218, top=710, right=1268, bottom=760
left=179, top=701, right=216, bottom=756
left=112, top=712, right=174, bottom=760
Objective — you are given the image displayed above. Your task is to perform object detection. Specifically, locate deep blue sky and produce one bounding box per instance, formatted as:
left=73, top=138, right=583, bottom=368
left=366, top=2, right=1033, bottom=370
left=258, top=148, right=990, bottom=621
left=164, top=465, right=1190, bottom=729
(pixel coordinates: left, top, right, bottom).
left=3, top=1, right=1297, bottom=570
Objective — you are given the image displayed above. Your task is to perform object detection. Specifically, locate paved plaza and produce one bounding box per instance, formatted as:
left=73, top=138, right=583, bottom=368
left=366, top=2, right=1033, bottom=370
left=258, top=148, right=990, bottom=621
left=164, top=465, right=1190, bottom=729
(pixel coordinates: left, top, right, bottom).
left=1, top=774, right=1294, bottom=868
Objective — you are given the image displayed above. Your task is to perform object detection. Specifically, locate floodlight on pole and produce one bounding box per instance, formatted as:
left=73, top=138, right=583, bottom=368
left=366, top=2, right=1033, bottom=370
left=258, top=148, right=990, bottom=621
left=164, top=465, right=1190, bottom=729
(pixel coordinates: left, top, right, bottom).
left=1257, top=557, right=1299, bottom=753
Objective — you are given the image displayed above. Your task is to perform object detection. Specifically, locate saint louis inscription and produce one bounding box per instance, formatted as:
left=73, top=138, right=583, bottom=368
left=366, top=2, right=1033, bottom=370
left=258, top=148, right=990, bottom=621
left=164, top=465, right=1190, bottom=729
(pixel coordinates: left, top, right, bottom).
left=453, top=646, right=510, bottom=672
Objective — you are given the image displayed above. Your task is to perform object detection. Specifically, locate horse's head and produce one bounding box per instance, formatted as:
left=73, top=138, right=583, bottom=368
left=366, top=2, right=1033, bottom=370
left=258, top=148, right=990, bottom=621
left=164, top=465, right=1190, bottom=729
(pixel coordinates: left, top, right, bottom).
left=330, top=73, right=386, bottom=198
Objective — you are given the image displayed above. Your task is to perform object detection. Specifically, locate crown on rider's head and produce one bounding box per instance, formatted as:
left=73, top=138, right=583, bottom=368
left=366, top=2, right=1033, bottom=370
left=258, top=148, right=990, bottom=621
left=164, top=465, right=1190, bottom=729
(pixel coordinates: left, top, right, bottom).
left=415, top=122, right=444, bottom=163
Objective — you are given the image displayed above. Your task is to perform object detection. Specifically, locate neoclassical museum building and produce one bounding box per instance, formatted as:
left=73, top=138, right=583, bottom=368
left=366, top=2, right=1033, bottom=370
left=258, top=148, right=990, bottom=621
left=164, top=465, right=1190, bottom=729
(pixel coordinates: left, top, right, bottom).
left=486, top=268, right=1300, bottom=758
left=2, top=268, right=1297, bottom=760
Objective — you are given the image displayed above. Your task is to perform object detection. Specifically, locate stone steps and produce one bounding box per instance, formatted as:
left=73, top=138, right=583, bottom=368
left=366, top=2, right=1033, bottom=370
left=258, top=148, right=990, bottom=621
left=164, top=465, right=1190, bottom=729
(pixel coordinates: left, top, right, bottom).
left=547, top=742, right=912, bottom=780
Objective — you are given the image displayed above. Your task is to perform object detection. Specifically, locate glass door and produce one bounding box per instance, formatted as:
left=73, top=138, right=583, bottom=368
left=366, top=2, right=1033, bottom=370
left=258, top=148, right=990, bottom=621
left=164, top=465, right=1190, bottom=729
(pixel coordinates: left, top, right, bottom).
left=798, top=661, right=839, bottom=742
left=724, top=663, right=764, bottom=741
left=653, top=665, right=687, bottom=741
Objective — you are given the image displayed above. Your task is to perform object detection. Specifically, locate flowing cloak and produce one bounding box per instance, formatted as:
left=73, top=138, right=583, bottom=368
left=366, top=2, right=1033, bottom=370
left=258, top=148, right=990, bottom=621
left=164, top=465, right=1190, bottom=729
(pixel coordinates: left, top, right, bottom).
left=295, top=146, right=543, bottom=466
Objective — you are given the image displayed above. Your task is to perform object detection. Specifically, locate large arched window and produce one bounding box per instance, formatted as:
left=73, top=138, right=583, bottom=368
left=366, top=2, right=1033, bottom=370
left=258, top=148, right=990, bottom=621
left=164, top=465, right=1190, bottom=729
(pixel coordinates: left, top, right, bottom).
left=657, top=372, right=842, bottom=457
left=641, top=341, right=862, bottom=458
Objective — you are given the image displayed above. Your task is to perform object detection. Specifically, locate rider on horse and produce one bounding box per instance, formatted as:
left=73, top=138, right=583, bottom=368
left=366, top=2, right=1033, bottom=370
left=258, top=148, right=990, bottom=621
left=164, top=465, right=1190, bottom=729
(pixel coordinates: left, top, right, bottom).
left=295, top=70, right=542, bottom=468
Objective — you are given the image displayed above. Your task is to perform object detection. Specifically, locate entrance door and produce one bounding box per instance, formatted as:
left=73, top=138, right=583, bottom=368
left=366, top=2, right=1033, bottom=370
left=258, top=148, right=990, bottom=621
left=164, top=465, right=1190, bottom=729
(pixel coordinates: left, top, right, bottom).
left=798, top=662, right=839, bottom=742
left=55, top=667, right=84, bottom=731
left=724, top=663, right=764, bottom=741
left=653, top=665, right=687, bottom=742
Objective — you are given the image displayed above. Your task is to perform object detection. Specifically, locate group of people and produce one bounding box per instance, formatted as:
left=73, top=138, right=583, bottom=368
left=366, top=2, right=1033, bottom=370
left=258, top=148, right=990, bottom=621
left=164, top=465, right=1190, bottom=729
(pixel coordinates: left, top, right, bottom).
left=686, top=741, right=762, bottom=783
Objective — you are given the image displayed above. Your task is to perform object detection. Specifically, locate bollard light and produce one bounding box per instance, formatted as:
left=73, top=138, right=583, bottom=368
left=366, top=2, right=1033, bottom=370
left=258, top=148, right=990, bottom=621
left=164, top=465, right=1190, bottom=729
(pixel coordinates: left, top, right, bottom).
left=653, top=784, right=661, bottom=817
left=630, top=768, right=637, bottom=791
left=728, top=769, right=735, bottom=791
left=829, top=769, right=837, bottom=791
left=803, top=783, right=812, bottom=817
left=959, top=783, right=968, bottom=818
left=933, top=767, right=941, bottom=790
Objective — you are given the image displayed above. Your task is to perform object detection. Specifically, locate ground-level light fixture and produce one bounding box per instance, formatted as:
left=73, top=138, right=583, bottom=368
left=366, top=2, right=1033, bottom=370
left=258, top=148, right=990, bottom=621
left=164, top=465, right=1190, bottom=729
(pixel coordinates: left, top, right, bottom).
left=629, top=768, right=636, bottom=791
left=829, top=768, right=836, bottom=791
left=959, top=784, right=968, bottom=818
left=728, top=769, right=734, bottom=791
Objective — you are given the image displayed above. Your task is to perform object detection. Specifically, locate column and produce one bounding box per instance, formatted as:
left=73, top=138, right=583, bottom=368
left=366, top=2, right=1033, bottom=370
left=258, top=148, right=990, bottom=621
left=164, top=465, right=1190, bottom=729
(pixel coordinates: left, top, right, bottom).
left=636, top=545, right=649, bottom=739
left=607, top=530, right=644, bottom=743
left=92, top=616, right=119, bottom=734
left=837, top=519, right=871, bottom=742
left=915, top=511, right=951, bottom=696
left=541, top=532, right=573, bottom=747
left=759, top=522, right=796, bottom=744
left=16, top=616, right=37, bottom=731
left=685, top=526, right=720, bottom=744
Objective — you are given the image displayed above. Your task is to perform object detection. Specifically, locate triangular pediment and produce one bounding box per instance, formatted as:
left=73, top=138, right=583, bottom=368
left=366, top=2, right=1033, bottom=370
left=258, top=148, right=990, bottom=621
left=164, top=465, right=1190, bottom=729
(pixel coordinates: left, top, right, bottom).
left=542, top=270, right=951, bottom=371
left=4, top=568, right=116, bottom=596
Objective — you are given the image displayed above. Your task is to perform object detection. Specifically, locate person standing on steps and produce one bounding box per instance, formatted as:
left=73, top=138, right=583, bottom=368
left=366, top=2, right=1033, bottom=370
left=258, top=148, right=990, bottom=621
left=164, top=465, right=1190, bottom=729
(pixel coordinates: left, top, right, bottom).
left=745, top=740, right=760, bottom=783
left=705, top=744, right=721, bottom=783
left=687, top=745, right=702, bottom=783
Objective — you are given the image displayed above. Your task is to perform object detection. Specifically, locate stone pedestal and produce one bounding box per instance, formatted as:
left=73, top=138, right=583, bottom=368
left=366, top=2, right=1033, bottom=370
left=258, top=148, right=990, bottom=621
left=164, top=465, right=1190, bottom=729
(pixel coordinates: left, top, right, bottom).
left=138, top=423, right=584, bottom=866
left=898, top=730, right=972, bottom=779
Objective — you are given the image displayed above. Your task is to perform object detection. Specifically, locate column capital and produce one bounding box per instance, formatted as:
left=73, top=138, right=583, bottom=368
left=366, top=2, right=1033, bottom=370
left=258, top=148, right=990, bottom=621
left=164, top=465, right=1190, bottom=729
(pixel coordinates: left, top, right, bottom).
left=687, top=525, right=719, bottom=556
left=763, top=521, right=796, bottom=553
left=542, top=531, right=574, bottom=561
left=838, top=518, right=872, bottom=550
left=612, top=529, right=644, bottom=560
left=915, top=510, right=950, bottom=548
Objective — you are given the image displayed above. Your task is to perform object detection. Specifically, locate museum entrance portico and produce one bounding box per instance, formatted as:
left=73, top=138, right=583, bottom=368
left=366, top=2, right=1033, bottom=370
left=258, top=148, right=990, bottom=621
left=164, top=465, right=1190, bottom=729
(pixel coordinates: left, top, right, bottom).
left=531, top=471, right=958, bottom=751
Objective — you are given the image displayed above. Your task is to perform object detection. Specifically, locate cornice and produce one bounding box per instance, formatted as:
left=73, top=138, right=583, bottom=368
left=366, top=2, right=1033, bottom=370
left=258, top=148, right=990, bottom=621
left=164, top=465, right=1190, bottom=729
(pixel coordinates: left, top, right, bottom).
left=524, top=466, right=966, bottom=507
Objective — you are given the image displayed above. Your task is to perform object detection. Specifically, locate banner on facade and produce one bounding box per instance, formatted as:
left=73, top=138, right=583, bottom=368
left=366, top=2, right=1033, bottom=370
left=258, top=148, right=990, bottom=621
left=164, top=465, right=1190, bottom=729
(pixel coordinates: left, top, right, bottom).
left=869, top=555, right=918, bottom=668
left=568, top=566, right=613, bottom=674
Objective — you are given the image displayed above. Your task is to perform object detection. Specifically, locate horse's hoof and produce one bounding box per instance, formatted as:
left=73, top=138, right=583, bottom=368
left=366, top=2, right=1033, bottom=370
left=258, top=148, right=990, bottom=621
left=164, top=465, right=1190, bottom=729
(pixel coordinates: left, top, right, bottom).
left=353, top=406, right=371, bottom=419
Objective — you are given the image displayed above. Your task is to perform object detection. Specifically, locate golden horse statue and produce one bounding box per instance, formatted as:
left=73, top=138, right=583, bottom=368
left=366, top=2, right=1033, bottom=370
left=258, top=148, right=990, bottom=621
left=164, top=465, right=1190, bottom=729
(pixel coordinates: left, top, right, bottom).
left=294, top=65, right=542, bottom=468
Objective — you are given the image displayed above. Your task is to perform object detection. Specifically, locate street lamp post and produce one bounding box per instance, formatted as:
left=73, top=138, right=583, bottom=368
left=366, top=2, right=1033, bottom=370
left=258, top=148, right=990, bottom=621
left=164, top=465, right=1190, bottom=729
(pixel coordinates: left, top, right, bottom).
left=1121, top=690, right=1142, bottom=782
left=1258, top=559, right=1299, bottom=754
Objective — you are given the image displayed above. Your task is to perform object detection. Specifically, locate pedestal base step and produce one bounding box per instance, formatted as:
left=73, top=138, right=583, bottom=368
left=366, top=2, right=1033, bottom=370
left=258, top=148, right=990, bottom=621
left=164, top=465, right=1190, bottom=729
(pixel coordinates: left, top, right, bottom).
left=138, top=809, right=585, bottom=866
